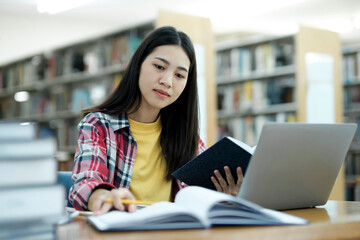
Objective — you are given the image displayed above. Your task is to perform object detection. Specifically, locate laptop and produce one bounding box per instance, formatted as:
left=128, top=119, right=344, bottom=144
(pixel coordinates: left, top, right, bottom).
left=237, top=122, right=357, bottom=210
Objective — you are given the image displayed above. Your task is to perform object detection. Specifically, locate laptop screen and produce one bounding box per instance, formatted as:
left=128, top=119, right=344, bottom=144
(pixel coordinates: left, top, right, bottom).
left=238, top=123, right=357, bottom=210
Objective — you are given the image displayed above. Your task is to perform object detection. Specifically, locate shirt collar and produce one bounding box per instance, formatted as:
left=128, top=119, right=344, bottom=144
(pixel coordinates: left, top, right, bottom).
left=108, top=112, right=130, bottom=131
left=92, top=112, right=129, bottom=132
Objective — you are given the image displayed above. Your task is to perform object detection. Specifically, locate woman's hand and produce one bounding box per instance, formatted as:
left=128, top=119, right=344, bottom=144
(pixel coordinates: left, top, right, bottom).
left=210, top=166, right=243, bottom=196
left=88, top=188, right=137, bottom=215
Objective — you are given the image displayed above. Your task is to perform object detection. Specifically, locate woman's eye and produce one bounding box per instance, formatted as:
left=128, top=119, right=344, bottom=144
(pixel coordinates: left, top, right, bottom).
left=154, top=64, right=165, bottom=70
left=175, top=73, right=185, bottom=79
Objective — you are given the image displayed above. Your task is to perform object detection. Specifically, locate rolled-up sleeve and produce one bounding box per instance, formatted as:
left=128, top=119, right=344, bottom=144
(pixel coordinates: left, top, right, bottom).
left=69, top=114, right=114, bottom=210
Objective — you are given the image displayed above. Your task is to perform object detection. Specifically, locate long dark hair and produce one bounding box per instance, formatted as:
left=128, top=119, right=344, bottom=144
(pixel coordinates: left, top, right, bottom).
left=83, top=26, right=199, bottom=180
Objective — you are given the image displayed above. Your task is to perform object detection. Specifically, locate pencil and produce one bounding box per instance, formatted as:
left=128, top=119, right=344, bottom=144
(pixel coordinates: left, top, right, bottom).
left=106, top=198, right=154, bottom=205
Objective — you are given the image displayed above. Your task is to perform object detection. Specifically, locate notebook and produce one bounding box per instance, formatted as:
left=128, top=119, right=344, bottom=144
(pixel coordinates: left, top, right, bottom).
left=237, top=122, right=357, bottom=210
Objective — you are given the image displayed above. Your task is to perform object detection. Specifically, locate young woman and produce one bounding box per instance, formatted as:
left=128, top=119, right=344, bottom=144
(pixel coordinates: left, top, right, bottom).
left=69, top=26, right=243, bottom=215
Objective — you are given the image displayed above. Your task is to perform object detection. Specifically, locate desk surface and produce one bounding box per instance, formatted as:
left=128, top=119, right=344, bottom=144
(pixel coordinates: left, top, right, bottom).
left=57, top=200, right=360, bottom=240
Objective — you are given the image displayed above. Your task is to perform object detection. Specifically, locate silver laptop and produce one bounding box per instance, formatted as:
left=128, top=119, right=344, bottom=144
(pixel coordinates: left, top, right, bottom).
left=238, top=122, right=357, bottom=210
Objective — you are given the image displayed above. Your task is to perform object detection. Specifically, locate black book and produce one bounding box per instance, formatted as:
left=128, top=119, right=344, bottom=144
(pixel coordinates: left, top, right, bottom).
left=172, top=136, right=255, bottom=190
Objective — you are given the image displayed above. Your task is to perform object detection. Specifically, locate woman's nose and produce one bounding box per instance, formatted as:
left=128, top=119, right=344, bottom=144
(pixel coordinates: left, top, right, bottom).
left=160, top=72, right=172, bottom=88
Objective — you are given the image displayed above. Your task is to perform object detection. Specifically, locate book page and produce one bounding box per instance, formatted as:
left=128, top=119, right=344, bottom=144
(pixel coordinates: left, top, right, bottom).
left=261, top=208, right=309, bottom=225
left=227, top=136, right=255, bottom=154
left=88, top=201, right=204, bottom=231
left=174, top=186, right=308, bottom=226
left=174, top=186, right=237, bottom=227
left=252, top=145, right=257, bottom=152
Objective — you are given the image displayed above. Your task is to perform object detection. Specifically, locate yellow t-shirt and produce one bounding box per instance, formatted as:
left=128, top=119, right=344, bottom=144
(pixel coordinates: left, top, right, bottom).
left=128, top=117, right=172, bottom=202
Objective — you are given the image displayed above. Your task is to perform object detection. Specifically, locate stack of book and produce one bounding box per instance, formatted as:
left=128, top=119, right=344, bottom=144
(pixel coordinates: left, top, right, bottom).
left=0, top=121, right=65, bottom=240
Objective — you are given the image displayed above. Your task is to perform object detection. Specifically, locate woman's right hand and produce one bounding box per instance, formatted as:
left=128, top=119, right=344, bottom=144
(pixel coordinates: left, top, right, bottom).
left=88, top=188, right=137, bottom=215
left=211, top=166, right=243, bottom=196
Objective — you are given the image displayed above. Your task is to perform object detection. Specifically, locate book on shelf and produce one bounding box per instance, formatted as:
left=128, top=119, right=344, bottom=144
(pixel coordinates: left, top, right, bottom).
left=221, top=113, right=296, bottom=147
left=0, top=184, right=65, bottom=224
left=3, top=55, right=46, bottom=85
left=274, top=40, right=294, bottom=67
left=0, top=121, right=37, bottom=141
left=217, top=77, right=295, bottom=118
left=2, top=67, right=14, bottom=89
left=116, top=35, right=129, bottom=64
left=266, top=76, right=295, bottom=105
left=97, top=38, right=113, bottom=67
left=171, top=136, right=255, bottom=190
left=71, top=87, right=91, bottom=113
left=72, top=52, right=86, bottom=73
left=113, top=73, right=122, bottom=88
left=216, top=36, right=295, bottom=80
left=345, top=88, right=360, bottom=109
left=229, top=47, right=252, bottom=78
left=32, top=55, right=47, bottom=81
left=128, top=35, right=142, bottom=56
left=89, top=82, right=107, bottom=106
left=355, top=117, right=360, bottom=142
left=255, top=43, right=275, bottom=73
left=88, top=186, right=308, bottom=231
left=51, top=85, right=70, bottom=112
left=84, top=46, right=100, bottom=74
left=238, top=48, right=251, bottom=77
left=47, top=54, right=56, bottom=79
left=343, top=52, right=360, bottom=84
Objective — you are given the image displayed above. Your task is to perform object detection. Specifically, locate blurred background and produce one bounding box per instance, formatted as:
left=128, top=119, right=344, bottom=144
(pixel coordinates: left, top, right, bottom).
left=1, top=0, right=360, bottom=202
left=1, top=0, right=360, bottom=64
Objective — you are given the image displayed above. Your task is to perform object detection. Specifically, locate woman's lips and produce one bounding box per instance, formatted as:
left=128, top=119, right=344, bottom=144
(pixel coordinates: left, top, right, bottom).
left=154, top=89, right=170, bottom=98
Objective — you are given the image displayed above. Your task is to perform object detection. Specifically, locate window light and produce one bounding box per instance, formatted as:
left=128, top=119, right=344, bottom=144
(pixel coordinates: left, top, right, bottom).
left=36, top=0, right=96, bottom=15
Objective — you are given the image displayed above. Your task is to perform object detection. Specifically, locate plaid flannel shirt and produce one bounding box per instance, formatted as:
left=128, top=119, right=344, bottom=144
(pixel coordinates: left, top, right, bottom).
left=69, top=112, right=206, bottom=210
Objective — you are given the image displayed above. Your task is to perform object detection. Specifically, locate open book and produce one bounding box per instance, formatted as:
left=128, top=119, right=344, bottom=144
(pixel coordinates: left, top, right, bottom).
left=172, top=136, right=256, bottom=190
left=87, top=186, right=308, bottom=231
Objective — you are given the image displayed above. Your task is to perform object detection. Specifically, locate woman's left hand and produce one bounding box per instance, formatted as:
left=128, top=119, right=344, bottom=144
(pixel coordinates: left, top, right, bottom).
left=211, top=166, right=243, bottom=196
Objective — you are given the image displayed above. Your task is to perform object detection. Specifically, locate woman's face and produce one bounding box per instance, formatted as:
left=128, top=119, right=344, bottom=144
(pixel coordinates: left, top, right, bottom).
left=138, top=45, right=190, bottom=114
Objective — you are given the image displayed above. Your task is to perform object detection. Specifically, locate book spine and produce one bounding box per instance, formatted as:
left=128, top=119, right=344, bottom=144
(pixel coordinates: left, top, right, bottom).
left=0, top=158, right=57, bottom=187
left=0, top=184, right=65, bottom=224
left=0, top=138, right=56, bottom=159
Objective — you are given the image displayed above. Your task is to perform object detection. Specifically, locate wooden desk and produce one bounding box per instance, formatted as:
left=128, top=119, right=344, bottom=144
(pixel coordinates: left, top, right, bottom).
left=57, top=200, right=360, bottom=240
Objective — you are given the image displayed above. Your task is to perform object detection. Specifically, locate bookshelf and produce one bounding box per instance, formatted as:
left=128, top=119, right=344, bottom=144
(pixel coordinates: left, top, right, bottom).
left=0, top=11, right=216, bottom=170
left=0, top=23, right=153, bottom=162
left=342, top=44, right=360, bottom=201
left=216, top=34, right=297, bottom=145
left=215, top=26, right=344, bottom=200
